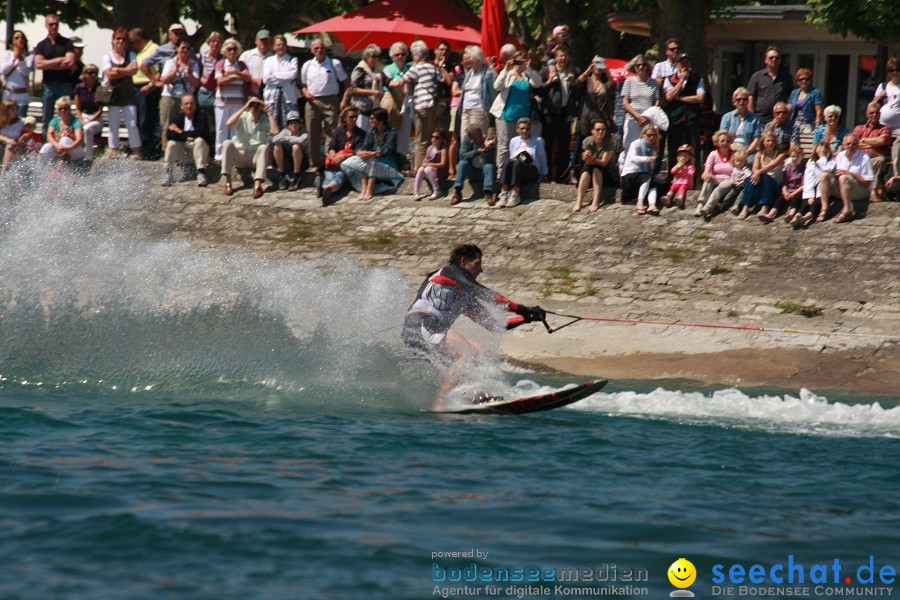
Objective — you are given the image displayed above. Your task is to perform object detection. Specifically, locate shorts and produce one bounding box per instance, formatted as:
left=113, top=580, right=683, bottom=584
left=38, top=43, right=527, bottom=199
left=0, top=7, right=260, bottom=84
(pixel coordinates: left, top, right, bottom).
left=402, top=312, right=452, bottom=364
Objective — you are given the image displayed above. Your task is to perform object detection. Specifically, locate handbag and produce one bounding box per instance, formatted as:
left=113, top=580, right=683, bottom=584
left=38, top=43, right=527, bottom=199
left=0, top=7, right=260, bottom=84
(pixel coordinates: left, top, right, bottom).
left=94, top=83, right=114, bottom=105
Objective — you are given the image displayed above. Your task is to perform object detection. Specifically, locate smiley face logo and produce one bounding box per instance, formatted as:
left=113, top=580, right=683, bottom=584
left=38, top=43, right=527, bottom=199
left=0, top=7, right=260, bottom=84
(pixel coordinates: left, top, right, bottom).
left=668, top=558, right=697, bottom=588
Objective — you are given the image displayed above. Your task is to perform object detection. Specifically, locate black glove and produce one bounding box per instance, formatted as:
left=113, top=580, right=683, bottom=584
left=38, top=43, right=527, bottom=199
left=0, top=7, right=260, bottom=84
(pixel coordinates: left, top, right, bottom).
left=519, top=305, right=546, bottom=324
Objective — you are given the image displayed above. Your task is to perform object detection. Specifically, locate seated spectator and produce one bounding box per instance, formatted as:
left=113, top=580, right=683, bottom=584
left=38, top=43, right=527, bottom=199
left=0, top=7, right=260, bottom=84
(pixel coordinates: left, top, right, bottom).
left=73, top=63, right=102, bottom=159
left=319, top=106, right=366, bottom=202
left=339, top=107, right=404, bottom=202
left=452, top=125, right=497, bottom=205
left=777, top=145, right=807, bottom=223
left=662, top=144, right=695, bottom=208
left=163, top=94, right=211, bottom=187
left=720, top=87, right=760, bottom=154
left=852, top=103, right=892, bottom=201
left=794, top=141, right=837, bottom=227
left=787, top=68, right=823, bottom=146
left=765, top=102, right=793, bottom=153
left=17, top=116, right=43, bottom=154
left=497, top=117, right=548, bottom=208
left=694, top=130, right=734, bottom=215
left=573, top=119, right=615, bottom=212
left=220, top=97, right=279, bottom=198
left=886, top=175, right=900, bottom=201
left=817, top=133, right=873, bottom=223
left=813, top=105, right=849, bottom=153
left=699, top=148, right=751, bottom=218
left=621, top=124, right=660, bottom=215
left=39, top=96, right=87, bottom=161
left=734, top=131, right=785, bottom=220
left=271, top=109, right=309, bottom=191
left=413, top=127, right=448, bottom=200
left=0, top=99, right=23, bottom=170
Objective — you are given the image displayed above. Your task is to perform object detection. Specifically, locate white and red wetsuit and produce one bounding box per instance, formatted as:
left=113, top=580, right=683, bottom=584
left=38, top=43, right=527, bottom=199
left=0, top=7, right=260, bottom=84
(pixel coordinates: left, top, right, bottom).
left=402, top=264, right=524, bottom=352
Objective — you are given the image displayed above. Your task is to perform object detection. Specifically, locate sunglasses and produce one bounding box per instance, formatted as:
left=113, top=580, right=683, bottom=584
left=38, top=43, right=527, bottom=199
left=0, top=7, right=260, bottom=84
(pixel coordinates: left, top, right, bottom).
left=667, top=46, right=679, bottom=51
left=797, top=77, right=810, bottom=81
left=635, top=64, right=648, bottom=68
left=735, top=97, right=749, bottom=102
left=225, top=47, right=237, bottom=51
left=84, top=70, right=98, bottom=75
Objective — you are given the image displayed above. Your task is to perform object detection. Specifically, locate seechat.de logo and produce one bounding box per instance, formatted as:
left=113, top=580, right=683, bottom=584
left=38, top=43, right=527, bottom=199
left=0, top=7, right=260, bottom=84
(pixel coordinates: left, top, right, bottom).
left=668, top=558, right=697, bottom=598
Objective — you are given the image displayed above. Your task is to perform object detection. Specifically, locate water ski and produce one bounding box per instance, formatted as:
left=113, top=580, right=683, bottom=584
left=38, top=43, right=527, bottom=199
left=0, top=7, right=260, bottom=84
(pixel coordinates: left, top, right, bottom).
left=436, top=380, right=608, bottom=415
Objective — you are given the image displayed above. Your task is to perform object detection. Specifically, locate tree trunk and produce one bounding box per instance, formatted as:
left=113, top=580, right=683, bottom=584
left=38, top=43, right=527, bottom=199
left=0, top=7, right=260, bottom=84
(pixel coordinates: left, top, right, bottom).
left=653, top=0, right=712, bottom=75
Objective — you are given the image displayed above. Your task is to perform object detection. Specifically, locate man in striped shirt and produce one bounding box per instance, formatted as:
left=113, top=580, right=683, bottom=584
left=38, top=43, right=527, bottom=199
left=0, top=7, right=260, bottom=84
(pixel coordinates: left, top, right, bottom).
left=392, top=41, right=442, bottom=170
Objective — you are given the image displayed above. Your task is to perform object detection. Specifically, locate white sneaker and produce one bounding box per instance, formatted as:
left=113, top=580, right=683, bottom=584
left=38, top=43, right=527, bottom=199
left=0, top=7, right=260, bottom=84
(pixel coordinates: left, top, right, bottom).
left=496, top=190, right=509, bottom=207
left=161, top=169, right=173, bottom=187
left=505, top=192, right=521, bottom=207
left=429, top=191, right=441, bottom=200
left=197, top=170, right=208, bottom=187
left=413, top=192, right=426, bottom=201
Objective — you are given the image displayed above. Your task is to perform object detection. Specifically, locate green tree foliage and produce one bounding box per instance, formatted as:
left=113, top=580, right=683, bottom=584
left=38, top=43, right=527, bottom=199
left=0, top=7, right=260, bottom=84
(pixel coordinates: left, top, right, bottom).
left=807, top=0, right=900, bottom=44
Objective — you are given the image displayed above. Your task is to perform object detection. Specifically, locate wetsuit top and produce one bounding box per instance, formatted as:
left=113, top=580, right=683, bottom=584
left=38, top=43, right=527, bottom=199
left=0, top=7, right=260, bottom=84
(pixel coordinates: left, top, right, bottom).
left=406, top=264, right=520, bottom=335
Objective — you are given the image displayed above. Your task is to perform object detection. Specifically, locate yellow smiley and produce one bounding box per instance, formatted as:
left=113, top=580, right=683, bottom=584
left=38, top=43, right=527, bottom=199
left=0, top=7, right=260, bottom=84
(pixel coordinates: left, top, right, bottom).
left=668, top=558, right=697, bottom=588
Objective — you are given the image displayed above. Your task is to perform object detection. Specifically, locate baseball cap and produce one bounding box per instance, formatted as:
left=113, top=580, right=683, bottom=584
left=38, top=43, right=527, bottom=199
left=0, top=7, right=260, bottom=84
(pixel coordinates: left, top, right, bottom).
left=552, top=25, right=567, bottom=36
left=168, top=23, right=185, bottom=33
left=286, top=110, right=301, bottom=122
left=256, top=29, right=271, bottom=40
left=71, top=36, right=85, bottom=48
left=677, top=52, right=691, bottom=62
left=23, top=116, right=36, bottom=126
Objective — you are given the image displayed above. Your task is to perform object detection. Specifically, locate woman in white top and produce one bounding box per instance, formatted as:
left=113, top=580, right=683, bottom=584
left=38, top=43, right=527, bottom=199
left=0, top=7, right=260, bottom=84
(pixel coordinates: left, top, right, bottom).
left=620, top=54, right=659, bottom=160
left=262, top=35, right=298, bottom=129
left=160, top=36, right=201, bottom=150
left=0, top=30, right=34, bottom=118
left=214, top=39, right=251, bottom=160
left=102, top=27, right=142, bottom=159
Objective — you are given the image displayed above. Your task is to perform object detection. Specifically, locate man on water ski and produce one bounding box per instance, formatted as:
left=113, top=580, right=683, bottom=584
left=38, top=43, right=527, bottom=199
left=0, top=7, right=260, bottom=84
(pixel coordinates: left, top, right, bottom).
left=402, top=244, right=546, bottom=410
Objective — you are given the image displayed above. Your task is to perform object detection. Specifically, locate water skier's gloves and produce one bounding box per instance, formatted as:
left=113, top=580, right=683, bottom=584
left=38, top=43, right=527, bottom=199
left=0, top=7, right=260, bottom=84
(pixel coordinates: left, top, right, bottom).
left=519, top=306, right=546, bottom=323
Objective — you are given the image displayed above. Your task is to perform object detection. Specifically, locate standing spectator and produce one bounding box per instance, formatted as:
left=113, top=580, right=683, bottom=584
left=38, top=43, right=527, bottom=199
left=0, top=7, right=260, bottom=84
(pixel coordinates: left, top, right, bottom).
left=432, top=40, right=454, bottom=132
left=817, top=133, right=873, bottom=222
left=220, top=97, right=279, bottom=198
left=497, top=118, right=548, bottom=208
left=271, top=110, right=309, bottom=191
left=163, top=94, right=211, bottom=187
left=620, top=54, right=659, bottom=169
left=69, top=36, right=85, bottom=86
left=263, top=35, right=299, bottom=129
left=102, top=28, right=142, bottom=159
left=652, top=38, right=681, bottom=171
left=539, top=46, right=580, bottom=183
left=346, top=44, right=383, bottom=131
left=73, top=64, right=102, bottom=159
left=720, top=87, right=761, bottom=153
left=198, top=32, right=223, bottom=127
left=873, top=59, right=900, bottom=185
left=34, top=14, right=75, bottom=138
left=572, top=119, right=615, bottom=213
left=1, top=30, right=34, bottom=118
left=747, top=46, right=792, bottom=128
left=141, top=24, right=198, bottom=153
left=663, top=52, right=705, bottom=168
left=853, top=103, right=892, bottom=201
left=129, top=28, right=161, bottom=160
left=159, top=37, right=201, bottom=151
left=381, top=42, right=412, bottom=162
left=573, top=57, right=616, bottom=174
left=459, top=45, right=496, bottom=144
left=492, top=51, right=542, bottom=183
left=787, top=68, right=823, bottom=147
left=319, top=106, right=366, bottom=202
left=213, top=40, right=251, bottom=161
left=394, top=41, right=442, bottom=171
left=239, top=30, right=273, bottom=98
left=0, top=100, right=24, bottom=170
left=300, top=38, right=348, bottom=168
left=39, top=96, right=86, bottom=160
left=813, top=105, right=849, bottom=154
left=452, top=125, right=497, bottom=206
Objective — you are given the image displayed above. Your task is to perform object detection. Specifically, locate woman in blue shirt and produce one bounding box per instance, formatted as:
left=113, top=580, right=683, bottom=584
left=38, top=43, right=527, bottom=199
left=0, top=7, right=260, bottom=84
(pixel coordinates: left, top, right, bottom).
left=719, top=87, right=760, bottom=154
left=340, top=108, right=404, bottom=201
left=787, top=68, right=823, bottom=146
left=492, top=52, right=540, bottom=182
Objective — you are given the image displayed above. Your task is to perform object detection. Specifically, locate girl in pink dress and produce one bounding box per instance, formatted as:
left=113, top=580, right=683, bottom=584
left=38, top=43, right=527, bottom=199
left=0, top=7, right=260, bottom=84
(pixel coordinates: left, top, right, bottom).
left=663, top=144, right=695, bottom=207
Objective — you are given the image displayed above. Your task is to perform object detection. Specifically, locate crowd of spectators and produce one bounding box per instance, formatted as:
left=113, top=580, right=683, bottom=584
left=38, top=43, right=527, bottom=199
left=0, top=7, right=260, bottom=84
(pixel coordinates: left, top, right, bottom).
left=1, top=15, right=899, bottom=220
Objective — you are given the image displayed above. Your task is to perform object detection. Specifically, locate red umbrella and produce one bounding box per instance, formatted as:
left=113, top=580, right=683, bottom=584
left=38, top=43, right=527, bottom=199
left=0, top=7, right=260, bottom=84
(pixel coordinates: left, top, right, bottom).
left=604, top=58, right=633, bottom=83
left=295, top=0, right=483, bottom=51
left=481, top=0, right=504, bottom=63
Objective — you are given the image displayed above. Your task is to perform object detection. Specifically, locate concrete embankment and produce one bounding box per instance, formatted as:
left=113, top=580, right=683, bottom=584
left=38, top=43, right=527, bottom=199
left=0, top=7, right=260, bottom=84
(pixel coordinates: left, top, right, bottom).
left=122, top=160, right=899, bottom=396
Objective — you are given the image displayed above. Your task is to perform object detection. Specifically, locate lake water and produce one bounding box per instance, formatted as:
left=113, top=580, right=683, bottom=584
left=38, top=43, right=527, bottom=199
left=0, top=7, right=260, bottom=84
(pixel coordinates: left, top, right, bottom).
left=1, top=164, right=897, bottom=599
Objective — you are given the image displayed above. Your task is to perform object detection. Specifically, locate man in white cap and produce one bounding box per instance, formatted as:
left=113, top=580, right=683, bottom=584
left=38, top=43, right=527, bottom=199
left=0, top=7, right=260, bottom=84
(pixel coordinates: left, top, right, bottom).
left=270, top=109, right=309, bottom=190
left=240, top=29, right=273, bottom=97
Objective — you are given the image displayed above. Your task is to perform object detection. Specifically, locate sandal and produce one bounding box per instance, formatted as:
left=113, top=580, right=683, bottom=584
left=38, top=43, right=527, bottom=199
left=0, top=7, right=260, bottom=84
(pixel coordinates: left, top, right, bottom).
left=647, top=207, right=660, bottom=216
left=224, top=182, right=234, bottom=196
left=635, top=208, right=647, bottom=215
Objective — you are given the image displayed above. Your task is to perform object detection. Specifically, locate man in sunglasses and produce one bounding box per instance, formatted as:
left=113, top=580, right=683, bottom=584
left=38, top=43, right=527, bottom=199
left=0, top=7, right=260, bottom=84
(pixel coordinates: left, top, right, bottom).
left=34, top=14, right=75, bottom=139
left=747, top=46, right=792, bottom=128
left=652, top=38, right=681, bottom=170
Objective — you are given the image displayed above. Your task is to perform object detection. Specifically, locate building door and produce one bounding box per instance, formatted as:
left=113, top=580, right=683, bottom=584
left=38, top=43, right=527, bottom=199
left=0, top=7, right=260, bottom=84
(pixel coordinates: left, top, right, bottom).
left=824, top=54, right=850, bottom=126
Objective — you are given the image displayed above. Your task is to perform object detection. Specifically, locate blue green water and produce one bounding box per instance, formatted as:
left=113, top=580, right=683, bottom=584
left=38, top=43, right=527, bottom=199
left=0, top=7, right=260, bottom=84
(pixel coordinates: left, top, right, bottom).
left=1, top=165, right=898, bottom=599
